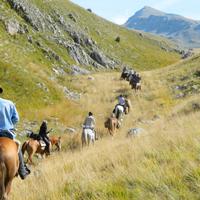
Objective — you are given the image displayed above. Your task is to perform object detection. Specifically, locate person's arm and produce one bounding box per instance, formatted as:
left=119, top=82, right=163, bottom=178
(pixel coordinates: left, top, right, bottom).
left=11, top=103, right=19, bottom=125
left=46, top=128, right=53, bottom=134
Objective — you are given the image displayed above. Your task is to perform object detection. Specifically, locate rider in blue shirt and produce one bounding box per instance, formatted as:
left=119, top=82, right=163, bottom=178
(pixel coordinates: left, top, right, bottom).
left=0, top=87, right=30, bottom=179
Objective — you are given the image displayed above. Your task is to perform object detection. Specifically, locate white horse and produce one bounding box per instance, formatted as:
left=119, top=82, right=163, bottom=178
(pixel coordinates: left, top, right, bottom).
left=82, top=128, right=95, bottom=147
left=114, top=104, right=124, bottom=121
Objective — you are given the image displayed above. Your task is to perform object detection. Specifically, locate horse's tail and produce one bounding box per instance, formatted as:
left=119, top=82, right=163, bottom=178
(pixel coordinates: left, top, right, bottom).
left=22, top=141, right=28, bottom=155
left=0, top=156, right=6, bottom=200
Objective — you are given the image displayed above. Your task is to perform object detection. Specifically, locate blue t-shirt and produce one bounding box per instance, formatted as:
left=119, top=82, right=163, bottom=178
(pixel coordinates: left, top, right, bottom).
left=0, top=98, right=19, bottom=134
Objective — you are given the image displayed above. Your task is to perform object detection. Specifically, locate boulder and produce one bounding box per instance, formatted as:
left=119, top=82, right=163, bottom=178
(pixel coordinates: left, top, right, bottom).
left=6, top=20, right=20, bottom=35
left=71, top=65, right=90, bottom=76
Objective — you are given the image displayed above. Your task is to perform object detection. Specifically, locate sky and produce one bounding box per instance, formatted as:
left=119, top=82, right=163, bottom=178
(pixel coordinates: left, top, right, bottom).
left=70, top=0, right=200, bottom=24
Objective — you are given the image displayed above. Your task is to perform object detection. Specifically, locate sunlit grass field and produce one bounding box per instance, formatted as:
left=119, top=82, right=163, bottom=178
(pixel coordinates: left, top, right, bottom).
left=9, top=54, right=200, bottom=199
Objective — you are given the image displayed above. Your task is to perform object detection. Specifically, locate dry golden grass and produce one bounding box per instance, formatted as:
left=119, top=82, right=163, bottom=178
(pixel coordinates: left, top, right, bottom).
left=10, top=69, right=200, bottom=200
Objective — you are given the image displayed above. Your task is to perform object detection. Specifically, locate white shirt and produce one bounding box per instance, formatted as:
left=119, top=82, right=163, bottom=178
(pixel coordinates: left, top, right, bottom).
left=83, top=116, right=95, bottom=129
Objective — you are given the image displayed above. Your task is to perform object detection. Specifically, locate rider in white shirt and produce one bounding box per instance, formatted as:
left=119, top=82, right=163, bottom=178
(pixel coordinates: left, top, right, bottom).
left=83, top=112, right=95, bottom=130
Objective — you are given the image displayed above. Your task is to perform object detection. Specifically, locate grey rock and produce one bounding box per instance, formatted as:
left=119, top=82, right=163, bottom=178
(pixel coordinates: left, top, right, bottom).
left=127, top=128, right=144, bottom=137
left=8, top=0, right=46, bottom=31
left=71, top=65, right=90, bottom=76
left=63, top=87, right=81, bottom=101
left=6, top=19, right=20, bottom=35
left=67, top=43, right=90, bottom=65
left=64, top=127, right=76, bottom=134
left=52, top=67, right=66, bottom=76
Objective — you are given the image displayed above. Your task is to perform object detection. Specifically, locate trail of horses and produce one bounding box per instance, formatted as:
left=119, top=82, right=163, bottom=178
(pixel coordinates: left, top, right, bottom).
left=10, top=72, right=146, bottom=200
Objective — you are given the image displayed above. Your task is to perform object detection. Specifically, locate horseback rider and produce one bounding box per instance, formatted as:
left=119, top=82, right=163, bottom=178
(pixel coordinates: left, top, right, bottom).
left=83, top=112, right=95, bottom=130
left=38, top=120, right=52, bottom=155
left=0, top=87, right=30, bottom=179
left=118, top=94, right=125, bottom=107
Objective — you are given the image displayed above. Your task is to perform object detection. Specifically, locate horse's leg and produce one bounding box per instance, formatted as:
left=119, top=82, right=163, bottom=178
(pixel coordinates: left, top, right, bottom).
left=109, top=129, right=113, bottom=136
left=82, top=132, right=85, bottom=148
left=87, top=134, right=90, bottom=146
left=4, top=180, right=13, bottom=199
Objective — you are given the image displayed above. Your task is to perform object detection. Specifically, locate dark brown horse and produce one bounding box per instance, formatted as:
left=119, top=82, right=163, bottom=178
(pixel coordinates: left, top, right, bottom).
left=0, top=137, right=19, bottom=200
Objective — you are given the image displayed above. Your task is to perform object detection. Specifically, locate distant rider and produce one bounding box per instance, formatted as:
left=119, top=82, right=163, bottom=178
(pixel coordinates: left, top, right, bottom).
left=38, top=120, right=52, bottom=155
left=83, top=112, right=96, bottom=130
left=0, top=87, right=30, bottom=179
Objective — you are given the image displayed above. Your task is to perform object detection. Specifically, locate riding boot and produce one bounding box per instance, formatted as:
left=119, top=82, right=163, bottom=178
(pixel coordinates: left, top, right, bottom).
left=18, top=149, right=31, bottom=180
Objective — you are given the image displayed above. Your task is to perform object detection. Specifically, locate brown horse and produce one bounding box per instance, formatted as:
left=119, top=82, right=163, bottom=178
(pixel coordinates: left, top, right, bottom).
left=22, top=139, right=50, bottom=164
left=125, top=99, right=132, bottom=114
left=0, top=138, right=19, bottom=200
left=104, top=115, right=119, bottom=136
left=50, top=136, right=61, bottom=151
left=22, top=136, right=61, bottom=164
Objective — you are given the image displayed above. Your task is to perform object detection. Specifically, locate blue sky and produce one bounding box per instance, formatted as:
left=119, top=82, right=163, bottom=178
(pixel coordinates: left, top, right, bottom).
left=70, top=0, right=200, bottom=24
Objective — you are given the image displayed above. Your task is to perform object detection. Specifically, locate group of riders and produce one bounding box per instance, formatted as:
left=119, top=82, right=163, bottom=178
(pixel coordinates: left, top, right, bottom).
left=0, top=68, right=138, bottom=181
left=121, top=67, right=141, bottom=91
left=0, top=86, right=98, bottom=180
left=0, top=87, right=56, bottom=180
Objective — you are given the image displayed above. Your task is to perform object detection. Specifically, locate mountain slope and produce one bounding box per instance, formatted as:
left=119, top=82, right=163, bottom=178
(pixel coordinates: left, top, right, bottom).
left=9, top=54, right=200, bottom=200
left=125, top=6, right=200, bottom=48
left=0, top=0, right=180, bottom=120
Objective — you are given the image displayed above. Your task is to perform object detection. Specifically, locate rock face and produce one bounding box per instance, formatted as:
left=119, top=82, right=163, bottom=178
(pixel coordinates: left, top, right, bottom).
left=6, top=20, right=20, bottom=35
left=6, top=0, right=117, bottom=70
left=125, top=6, right=200, bottom=48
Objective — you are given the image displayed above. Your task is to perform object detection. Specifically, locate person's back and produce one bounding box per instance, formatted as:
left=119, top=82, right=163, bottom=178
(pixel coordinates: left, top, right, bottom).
left=83, top=112, right=95, bottom=129
left=118, top=95, right=125, bottom=106
left=38, top=120, right=51, bottom=154
left=0, top=87, right=30, bottom=179
left=0, top=98, right=19, bottom=138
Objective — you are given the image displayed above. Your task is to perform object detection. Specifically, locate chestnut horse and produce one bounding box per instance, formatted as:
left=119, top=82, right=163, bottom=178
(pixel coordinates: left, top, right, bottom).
left=22, top=136, right=61, bottom=164
left=104, top=115, right=119, bottom=136
left=125, top=99, right=132, bottom=114
left=0, top=137, right=19, bottom=200
left=49, top=136, right=61, bottom=151
left=22, top=139, right=50, bottom=164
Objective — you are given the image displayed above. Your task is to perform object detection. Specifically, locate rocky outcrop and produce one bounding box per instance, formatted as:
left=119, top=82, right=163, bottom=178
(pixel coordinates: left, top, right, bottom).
left=70, top=65, right=90, bottom=76
left=6, top=0, right=117, bottom=69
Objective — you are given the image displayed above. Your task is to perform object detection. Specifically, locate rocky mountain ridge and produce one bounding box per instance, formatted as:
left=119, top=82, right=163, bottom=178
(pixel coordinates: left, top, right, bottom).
left=125, top=6, right=200, bottom=48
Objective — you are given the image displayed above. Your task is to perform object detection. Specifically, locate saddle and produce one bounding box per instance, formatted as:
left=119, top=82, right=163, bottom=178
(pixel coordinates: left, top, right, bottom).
left=39, top=140, right=46, bottom=150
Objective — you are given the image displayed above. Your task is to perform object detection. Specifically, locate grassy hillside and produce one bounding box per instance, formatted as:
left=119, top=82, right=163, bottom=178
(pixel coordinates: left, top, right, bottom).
left=0, top=0, right=181, bottom=120
left=9, top=55, right=200, bottom=200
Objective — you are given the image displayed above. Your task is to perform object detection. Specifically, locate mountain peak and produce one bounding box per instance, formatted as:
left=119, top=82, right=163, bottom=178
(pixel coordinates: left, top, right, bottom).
left=134, top=6, right=165, bottom=18
left=124, top=7, right=200, bottom=48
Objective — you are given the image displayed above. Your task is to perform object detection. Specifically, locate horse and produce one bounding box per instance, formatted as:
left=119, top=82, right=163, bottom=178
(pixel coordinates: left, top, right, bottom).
left=50, top=136, right=61, bottom=151
left=0, top=138, right=19, bottom=200
left=104, top=115, right=119, bottom=136
left=113, top=104, right=124, bottom=121
left=124, top=99, right=132, bottom=114
left=131, top=82, right=141, bottom=92
left=22, top=139, right=51, bottom=164
left=81, top=128, right=95, bottom=147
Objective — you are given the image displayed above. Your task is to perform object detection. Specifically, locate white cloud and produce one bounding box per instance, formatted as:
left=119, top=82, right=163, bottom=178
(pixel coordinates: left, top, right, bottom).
left=153, top=0, right=181, bottom=10
left=112, top=15, right=128, bottom=25
left=111, top=9, right=132, bottom=25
